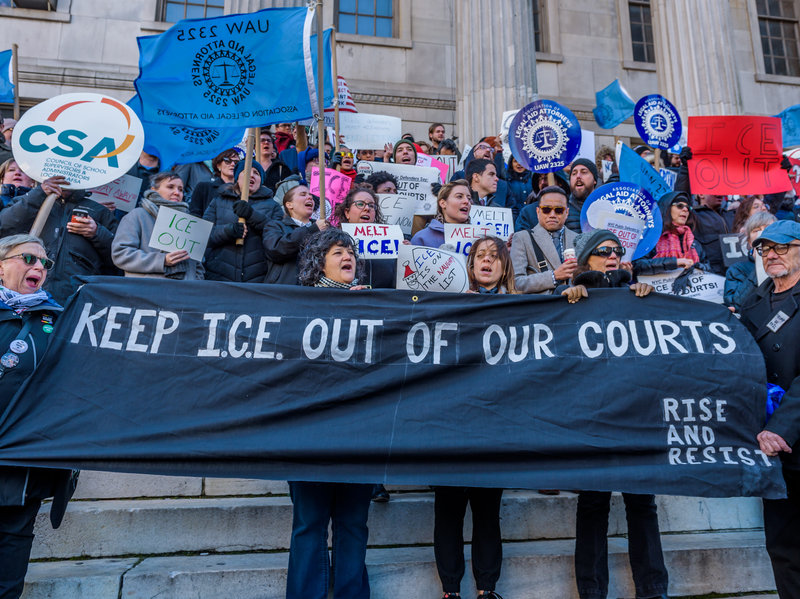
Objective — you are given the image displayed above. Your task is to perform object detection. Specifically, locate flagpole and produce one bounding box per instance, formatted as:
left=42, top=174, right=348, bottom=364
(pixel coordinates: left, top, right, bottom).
left=332, top=28, right=340, bottom=149
left=317, top=0, right=326, bottom=221
left=12, top=43, right=20, bottom=120
left=654, top=148, right=661, bottom=171
left=236, top=128, right=256, bottom=246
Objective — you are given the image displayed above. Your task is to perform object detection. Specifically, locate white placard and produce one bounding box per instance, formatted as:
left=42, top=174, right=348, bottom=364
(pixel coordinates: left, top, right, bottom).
left=356, top=161, right=440, bottom=215
left=443, top=223, right=497, bottom=256
left=755, top=252, right=768, bottom=285
left=396, top=244, right=469, bottom=293
left=339, top=112, right=401, bottom=150
left=638, top=268, right=726, bottom=304
left=500, top=109, right=521, bottom=163
left=87, top=174, right=141, bottom=212
left=597, top=211, right=645, bottom=259
left=577, top=129, right=596, bottom=162
left=433, top=155, right=459, bottom=182
left=341, top=223, right=404, bottom=259
left=469, top=205, right=514, bottom=240
left=379, top=193, right=417, bottom=236
left=148, top=206, right=212, bottom=262
left=602, top=160, right=614, bottom=183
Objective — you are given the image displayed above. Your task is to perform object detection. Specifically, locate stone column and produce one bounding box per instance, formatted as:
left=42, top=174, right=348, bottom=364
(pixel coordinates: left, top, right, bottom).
left=651, top=0, right=742, bottom=116
left=455, top=0, right=538, bottom=144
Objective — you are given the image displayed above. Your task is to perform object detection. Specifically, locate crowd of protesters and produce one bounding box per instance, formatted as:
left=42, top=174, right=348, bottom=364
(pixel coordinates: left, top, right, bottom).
left=1, top=108, right=800, bottom=599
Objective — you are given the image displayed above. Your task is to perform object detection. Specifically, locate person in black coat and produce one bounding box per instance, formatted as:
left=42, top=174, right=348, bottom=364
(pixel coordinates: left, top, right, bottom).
left=189, top=148, right=240, bottom=218
left=0, top=234, right=77, bottom=599
left=740, top=220, right=800, bottom=599
left=203, top=161, right=282, bottom=283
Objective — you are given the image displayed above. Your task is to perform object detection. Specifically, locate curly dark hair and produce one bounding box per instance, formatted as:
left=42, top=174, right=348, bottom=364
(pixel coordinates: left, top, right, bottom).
left=298, top=228, right=365, bottom=287
left=365, top=171, right=399, bottom=193
left=334, top=187, right=385, bottom=225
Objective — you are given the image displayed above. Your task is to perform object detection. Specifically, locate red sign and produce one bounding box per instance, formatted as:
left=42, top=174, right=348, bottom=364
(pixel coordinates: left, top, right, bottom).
left=687, top=116, right=791, bottom=195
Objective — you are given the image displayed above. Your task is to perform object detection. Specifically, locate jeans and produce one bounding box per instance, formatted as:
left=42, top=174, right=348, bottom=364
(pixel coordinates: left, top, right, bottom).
left=763, top=467, right=800, bottom=599
left=574, top=491, right=668, bottom=599
left=286, top=481, right=372, bottom=599
left=433, top=486, right=503, bottom=593
left=0, top=500, right=41, bottom=599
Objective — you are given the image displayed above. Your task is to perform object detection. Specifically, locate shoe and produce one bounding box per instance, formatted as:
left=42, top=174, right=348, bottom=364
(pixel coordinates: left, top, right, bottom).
left=477, top=592, right=503, bottom=599
left=371, top=484, right=390, bottom=503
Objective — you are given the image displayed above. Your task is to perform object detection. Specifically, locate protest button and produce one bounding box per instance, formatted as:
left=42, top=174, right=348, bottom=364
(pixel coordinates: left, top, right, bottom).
left=148, top=207, right=213, bottom=261
left=634, top=94, right=682, bottom=150
left=356, top=161, right=440, bottom=215
left=341, top=223, right=404, bottom=259
left=443, top=223, right=496, bottom=257
left=396, top=244, right=468, bottom=292
left=88, top=174, right=142, bottom=213
left=469, top=205, right=513, bottom=240
left=509, top=99, right=581, bottom=173
left=12, top=93, right=144, bottom=188
left=379, top=194, right=417, bottom=236
left=719, top=233, right=748, bottom=267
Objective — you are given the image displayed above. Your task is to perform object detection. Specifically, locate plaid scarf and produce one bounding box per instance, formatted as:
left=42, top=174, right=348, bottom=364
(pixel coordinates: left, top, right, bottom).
left=315, top=276, right=356, bottom=289
left=654, top=226, right=700, bottom=262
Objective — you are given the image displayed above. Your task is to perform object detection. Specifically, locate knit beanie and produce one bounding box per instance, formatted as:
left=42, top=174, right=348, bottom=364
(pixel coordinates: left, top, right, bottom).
left=570, top=158, right=599, bottom=185
left=234, top=159, right=265, bottom=184
left=574, top=229, right=621, bottom=265
left=393, top=139, right=418, bottom=164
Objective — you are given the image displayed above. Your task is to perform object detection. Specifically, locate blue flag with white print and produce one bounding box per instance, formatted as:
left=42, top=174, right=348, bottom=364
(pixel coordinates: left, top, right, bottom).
left=618, top=142, right=672, bottom=202
left=592, top=79, right=634, bottom=129
left=134, top=8, right=334, bottom=128
left=775, top=104, right=800, bottom=148
left=0, top=50, right=14, bottom=103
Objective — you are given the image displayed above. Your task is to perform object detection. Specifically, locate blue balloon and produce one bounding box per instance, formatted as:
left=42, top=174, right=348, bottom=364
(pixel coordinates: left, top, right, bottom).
left=509, top=100, right=582, bottom=173
left=634, top=94, right=682, bottom=150
left=579, top=182, right=663, bottom=260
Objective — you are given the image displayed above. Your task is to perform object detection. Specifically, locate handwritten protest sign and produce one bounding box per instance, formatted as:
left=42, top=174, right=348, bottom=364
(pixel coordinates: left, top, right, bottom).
left=148, top=207, right=212, bottom=262
left=396, top=244, right=468, bottom=292
left=720, top=233, right=748, bottom=267
left=88, top=174, right=142, bottom=212
left=339, top=112, right=401, bottom=150
left=379, top=194, right=417, bottom=236
left=469, top=205, right=513, bottom=240
left=443, top=223, right=497, bottom=256
left=417, top=153, right=450, bottom=183
left=597, top=212, right=645, bottom=259
left=688, top=116, right=792, bottom=195
left=433, top=155, right=459, bottom=182
left=310, top=167, right=353, bottom=225
left=638, top=268, right=725, bottom=304
left=356, top=161, right=440, bottom=214
left=341, top=223, right=404, bottom=259
left=787, top=155, right=800, bottom=196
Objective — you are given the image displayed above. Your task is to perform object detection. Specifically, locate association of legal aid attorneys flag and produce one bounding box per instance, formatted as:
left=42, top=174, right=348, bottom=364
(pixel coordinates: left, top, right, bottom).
left=592, top=79, right=634, bottom=129
left=128, top=95, right=245, bottom=168
left=134, top=8, right=333, bottom=128
left=0, top=50, right=14, bottom=103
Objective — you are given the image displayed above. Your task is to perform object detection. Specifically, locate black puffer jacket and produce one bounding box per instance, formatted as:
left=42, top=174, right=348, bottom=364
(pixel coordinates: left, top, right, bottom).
left=263, top=215, right=321, bottom=285
left=203, top=185, right=283, bottom=283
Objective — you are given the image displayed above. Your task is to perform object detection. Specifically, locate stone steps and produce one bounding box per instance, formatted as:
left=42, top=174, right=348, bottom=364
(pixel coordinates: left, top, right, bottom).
left=23, top=531, right=776, bottom=599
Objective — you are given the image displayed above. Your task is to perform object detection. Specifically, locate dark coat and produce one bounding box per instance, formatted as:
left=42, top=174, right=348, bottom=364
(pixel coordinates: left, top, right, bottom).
left=203, top=185, right=283, bottom=283
left=565, top=194, right=588, bottom=234
left=0, top=297, right=76, bottom=527
left=506, top=168, right=533, bottom=219
left=262, top=215, right=321, bottom=285
left=126, top=160, right=160, bottom=202
left=740, top=279, right=800, bottom=470
left=262, top=159, right=292, bottom=193
left=0, top=186, right=119, bottom=304
left=360, top=259, right=396, bottom=289
left=189, top=178, right=225, bottom=218
left=724, top=258, right=758, bottom=311
left=0, top=184, right=31, bottom=209
left=515, top=201, right=539, bottom=232
left=692, top=205, right=735, bottom=275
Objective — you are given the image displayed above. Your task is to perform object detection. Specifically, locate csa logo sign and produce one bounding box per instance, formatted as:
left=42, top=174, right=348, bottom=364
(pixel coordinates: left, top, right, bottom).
left=12, top=93, right=144, bottom=189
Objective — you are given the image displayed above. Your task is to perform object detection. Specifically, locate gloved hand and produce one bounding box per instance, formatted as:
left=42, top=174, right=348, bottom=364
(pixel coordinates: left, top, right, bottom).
left=781, top=155, right=792, bottom=171
left=679, top=146, right=693, bottom=165
left=671, top=264, right=696, bottom=295
left=232, top=200, right=254, bottom=220
left=224, top=222, right=245, bottom=240
left=331, top=151, right=343, bottom=167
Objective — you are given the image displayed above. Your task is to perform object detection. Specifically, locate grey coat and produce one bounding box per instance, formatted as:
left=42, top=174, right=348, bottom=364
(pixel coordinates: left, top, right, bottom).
left=511, top=224, right=576, bottom=294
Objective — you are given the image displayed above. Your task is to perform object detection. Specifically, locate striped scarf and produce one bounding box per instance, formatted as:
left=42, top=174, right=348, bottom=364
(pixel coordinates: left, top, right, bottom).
left=654, top=226, right=700, bottom=262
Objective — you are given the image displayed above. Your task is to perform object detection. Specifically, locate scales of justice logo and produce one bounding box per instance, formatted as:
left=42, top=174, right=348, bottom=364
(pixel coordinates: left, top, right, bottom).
left=641, top=105, right=675, bottom=142
left=193, top=40, right=256, bottom=106
left=518, top=112, right=569, bottom=164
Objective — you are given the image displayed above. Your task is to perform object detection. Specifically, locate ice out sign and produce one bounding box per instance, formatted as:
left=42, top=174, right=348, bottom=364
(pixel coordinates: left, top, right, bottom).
left=341, top=223, right=404, bottom=259
left=12, top=93, right=144, bottom=188
left=148, top=207, right=213, bottom=262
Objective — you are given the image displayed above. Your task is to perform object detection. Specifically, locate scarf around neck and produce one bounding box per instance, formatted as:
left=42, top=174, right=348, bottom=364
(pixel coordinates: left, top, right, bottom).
left=654, top=226, right=700, bottom=262
left=315, top=276, right=356, bottom=289
left=141, top=190, right=190, bottom=220
left=0, top=285, right=50, bottom=313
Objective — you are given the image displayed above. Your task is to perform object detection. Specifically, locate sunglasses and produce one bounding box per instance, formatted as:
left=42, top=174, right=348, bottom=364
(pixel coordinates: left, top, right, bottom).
left=590, top=246, right=626, bottom=258
left=221, top=157, right=240, bottom=164
left=341, top=152, right=354, bottom=159
left=352, top=200, right=376, bottom=210
left=539, top=206, right=566, bottom=215
left=755, top=242, right=800, bottom=256
left=672, top=202, right=692, bottom=211
left=4, top=253, right=55, bottom=269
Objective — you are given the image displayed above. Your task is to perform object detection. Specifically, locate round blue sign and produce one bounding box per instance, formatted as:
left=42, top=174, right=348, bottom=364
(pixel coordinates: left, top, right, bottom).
left=509, top=99, right=582, bottom=173
left=579, top=182, right=663, bottom=260
left=634, top=94, right=682, bottom=150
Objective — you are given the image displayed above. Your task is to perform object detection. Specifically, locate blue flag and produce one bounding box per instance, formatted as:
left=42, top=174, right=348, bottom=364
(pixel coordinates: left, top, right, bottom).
left=775, top=104, right=800, bottom=147
left=618, top=142, right=672, bottom=202
left=134, top=8, right=333, bottom=128
left=0, top=50, right=14, bottom=103
left=593, top=79, right=634, bottom=129
left=128, top=95, right=245, bottom=169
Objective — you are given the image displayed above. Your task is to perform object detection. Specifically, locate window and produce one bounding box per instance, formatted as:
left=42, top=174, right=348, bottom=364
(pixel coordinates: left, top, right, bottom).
left=0, top=0, right=57, bottom=8
left=757, top=0, right=800, bottom=76
left=336, top=0, right=394, bottom=38
left=533, top=0, right=541, bottom=52
left=160, top=0, right=224, bottom=22
left=629, top=0, right=655, bottom=63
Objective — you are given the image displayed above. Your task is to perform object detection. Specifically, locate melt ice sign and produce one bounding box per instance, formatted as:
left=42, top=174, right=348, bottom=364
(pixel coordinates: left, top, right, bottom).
left=341, top=223, right=404, bottom=259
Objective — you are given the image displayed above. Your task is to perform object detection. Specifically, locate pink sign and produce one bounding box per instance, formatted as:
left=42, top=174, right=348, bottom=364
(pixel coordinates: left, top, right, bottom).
left=416, top=153, right=449, bottom=183
left=310, top=167, right=353, bottom=226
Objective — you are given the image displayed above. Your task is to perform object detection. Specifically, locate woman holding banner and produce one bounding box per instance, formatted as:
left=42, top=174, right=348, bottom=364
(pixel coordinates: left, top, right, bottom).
left=410, top=180, right=471, bottom=247
left=111, top=172, right=204, bottom=280
left=0, top=234, right=76, bottom=599
left=287, top=227, right=372, bottom=599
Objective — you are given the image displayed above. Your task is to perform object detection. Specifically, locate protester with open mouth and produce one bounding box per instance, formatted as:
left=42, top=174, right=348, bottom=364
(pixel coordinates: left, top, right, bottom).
left=0, top=234, right=77, bottom=599
left=410, top=179, right=472, bottom=247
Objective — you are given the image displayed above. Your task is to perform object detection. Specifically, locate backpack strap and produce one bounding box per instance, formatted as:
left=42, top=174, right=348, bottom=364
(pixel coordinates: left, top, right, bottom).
left=526, top=229, right=550, bottom=272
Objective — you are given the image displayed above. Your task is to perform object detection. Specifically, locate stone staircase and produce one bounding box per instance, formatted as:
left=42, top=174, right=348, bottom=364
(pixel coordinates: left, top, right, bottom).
left=22, top=471, right=778, bottom=598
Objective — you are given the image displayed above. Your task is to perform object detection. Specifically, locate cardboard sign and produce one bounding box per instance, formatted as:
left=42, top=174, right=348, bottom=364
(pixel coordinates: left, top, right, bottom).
left=688, top=116, right=792, bottom=195
left=597, top=211, right=645, bottom=259
left=379, top=193, right=417, bottom=236
left=148, top=206, right=212, bottom=262
left=341, top=223, right=404, bottom=259
left=87, top=174, right=142, bottom=212
left=12, top=93, right=144, bottom=188
left=659, top=168, right=677, bottom=190
left=469, top=205, right=513, bottom=240
left=443, top=223, right=497, bottom=256
left=396, top=244, right=469, bottom=293
left=720, top=233, right=749, bottom=267
left=356, top=161, right=439, bottom=214
left=310, top=167, right=353, bottom=225
left=638, top=269, right=725, bottom=304
left=416, top=153, right=449, bottom=183
left=339, top=112, right=401, bottom=150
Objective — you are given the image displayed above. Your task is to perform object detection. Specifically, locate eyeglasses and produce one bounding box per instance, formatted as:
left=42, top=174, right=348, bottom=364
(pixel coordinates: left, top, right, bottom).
left=4, top=253, right=55, bottom=269
left=475, top=144, right=494, bottom=152
left=590, top=246, right=626, bottom=258
left=672, top=202, right=692, bottom=211
left=755, top=243, right=800, bottom=256
left=352, top=200, right=376, bottom=210
left=221, top=157, right=240, bottom=164
left=539, top=206, right=566, bottom=215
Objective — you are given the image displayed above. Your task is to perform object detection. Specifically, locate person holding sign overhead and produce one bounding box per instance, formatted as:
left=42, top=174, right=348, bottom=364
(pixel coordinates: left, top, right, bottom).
left=111, top=172, right=203, bottom=280
left=411, top=180, right=471, bottom=248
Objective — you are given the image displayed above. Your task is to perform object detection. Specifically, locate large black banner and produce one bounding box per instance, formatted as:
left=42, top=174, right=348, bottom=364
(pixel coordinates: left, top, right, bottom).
left=0, top=278, right=786, bottom=498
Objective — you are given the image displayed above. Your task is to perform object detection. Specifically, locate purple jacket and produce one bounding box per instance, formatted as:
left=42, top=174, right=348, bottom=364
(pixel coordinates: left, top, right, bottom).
left=410, top=218, right=445, bottom=247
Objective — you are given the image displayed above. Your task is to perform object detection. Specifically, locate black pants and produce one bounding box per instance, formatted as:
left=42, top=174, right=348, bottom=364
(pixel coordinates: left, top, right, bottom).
left=764, top=467, right=800, bottom=599
left=0, top=500, right=41, bottom=599
left=433, top=486, right=503, bottom=593
left=574, top=491, right=668, bottom=599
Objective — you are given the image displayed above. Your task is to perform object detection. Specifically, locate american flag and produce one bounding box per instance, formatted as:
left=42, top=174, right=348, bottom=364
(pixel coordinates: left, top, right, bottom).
left=326, top=76, right=357, bottom=114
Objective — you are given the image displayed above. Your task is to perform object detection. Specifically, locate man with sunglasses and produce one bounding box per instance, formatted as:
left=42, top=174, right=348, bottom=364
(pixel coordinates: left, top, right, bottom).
left=740, top=220, right=800, bottom=599
left=511, top=186, right=577, bottom=293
